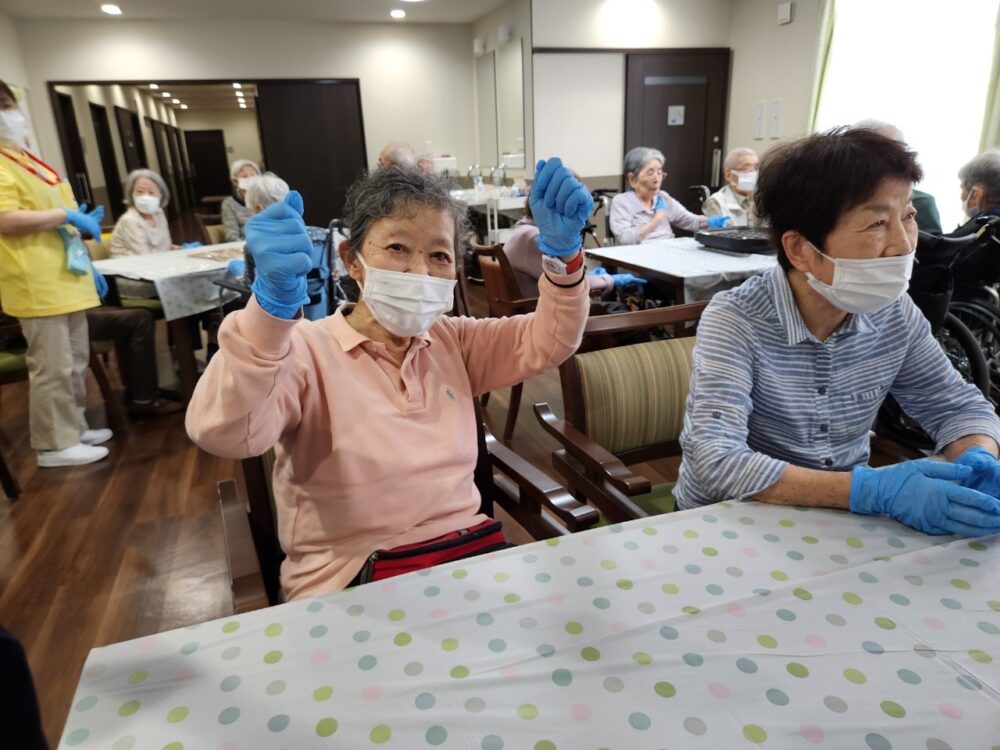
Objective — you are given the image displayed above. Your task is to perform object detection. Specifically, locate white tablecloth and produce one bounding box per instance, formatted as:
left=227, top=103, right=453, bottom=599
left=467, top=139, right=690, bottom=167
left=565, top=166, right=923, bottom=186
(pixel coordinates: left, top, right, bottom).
left=59, top=501, right=999, bottom=749
left=93, top=243, right=243, bottom=321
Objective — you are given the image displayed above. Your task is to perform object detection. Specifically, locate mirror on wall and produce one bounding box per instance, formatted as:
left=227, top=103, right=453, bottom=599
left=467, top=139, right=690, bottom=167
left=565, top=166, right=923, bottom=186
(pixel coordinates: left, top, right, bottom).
left=496, top=38, right=525, bottom=170
left=475, top=51, right=498, bottom=168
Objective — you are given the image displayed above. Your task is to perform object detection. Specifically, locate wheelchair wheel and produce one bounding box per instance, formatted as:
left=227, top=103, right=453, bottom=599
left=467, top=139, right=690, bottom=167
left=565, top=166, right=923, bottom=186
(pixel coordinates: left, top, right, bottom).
left=875, top=312, right=990, bottom=450
left=951, top=300, right=1000, bottom=401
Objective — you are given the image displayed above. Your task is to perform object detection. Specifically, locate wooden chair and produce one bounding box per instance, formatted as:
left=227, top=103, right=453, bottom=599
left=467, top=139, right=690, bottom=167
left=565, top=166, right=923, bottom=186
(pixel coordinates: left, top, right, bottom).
left=217, top=403, right=599, bottom=612
left=194, top=213, right=225, bottom=246
left=534, top=302, right=707, bottom=523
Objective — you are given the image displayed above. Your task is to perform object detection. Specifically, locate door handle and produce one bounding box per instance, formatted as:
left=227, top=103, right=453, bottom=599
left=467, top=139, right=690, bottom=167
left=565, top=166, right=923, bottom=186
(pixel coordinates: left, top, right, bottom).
left=75, top=172, right=93, bottom=204
left=711, top=148, right=722, bottom=187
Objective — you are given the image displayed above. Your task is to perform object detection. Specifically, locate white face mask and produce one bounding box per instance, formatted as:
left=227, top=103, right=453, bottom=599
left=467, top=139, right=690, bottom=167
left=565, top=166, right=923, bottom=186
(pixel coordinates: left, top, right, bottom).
left=357, top=254, right=456, bottom=337
left=133, top=195, right=160, bottom=215
left=804, top=241, right=915, bottom=314
left=0, top=109, right=28, bottom=148
left=237, top=178, right=251, bottom=190
left=735, top=170, right=758, bottom=192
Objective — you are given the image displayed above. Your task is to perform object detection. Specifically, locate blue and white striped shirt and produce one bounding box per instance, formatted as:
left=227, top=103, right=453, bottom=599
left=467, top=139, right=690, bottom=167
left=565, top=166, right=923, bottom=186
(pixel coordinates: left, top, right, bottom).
left=675, top=266, right=1000, bottom=510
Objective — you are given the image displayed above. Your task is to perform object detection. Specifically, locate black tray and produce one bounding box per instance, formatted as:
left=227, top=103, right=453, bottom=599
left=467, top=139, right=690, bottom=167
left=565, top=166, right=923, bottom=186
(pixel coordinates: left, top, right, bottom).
left=695, top=227, right=775, bottom=255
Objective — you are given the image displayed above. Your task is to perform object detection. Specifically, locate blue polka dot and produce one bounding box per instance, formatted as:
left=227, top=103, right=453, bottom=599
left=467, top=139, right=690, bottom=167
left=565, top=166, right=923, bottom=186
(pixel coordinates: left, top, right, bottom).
left=766, top=688, right=789, bottom=706
left=64, top=729, right=89, bottom=745
left=958, top=674, right=982, bottom=690
left=753, top=588, right=771, bottom=597
left=628, top=711, right=652, bottom=730
left=683, top=653, right=704, bottom=667
left=958, top=557, right=980, bottom=567
left=660, top=625, right=679, bottom=640
left=307, top=601, right=324, bottom=613
left=722, top=530, right=738, bottom=539
left=889, top=594, right=910, bottom=606
left=624, top=541, right=639, bottom=550
left=704, top=514, right=718, bottom=523
left=426, top=726, right=448, bottom=745
left=860, top=521, right=879, bottom=532
left=706, top=584, right=724, bottom=596
left=477, top=613, right=494, bottom=626
left=180, top=642, right=198, bottom=655
left=608, top=524, right=623, bottom=533
left=865, top=732, right=892, bottom=750
left=978, top=621, right=1000, bottom=635
left=310, top=625, right=327, bottom=638
left=535, top=572, right=551, bottom=583
left=220, top=675, right=241, bottom=692
left=897, top=669, right=921, bottom=685
left=887, top=537, right=905, bottom=549
left=75, top=696, right=98, bottom=711
left=859, top=572, right=879, bottom=584
left=736, top=657, right=758, bottom=674
left=593, top=597, right=611, bottom=609
left=353, top=630, right=371, bottom=643
left=537, top=644, right=555, bottom=657
left=763, top=533, right=780, bottom=542
left=862, top=641, right=884, bottom=655
left=577, top=577, right=594, bottom=587
left=267, top=714, right=290, bottom=732
left=424, top=586, right=441, bottom=597
left=684, top=564, right=702, bottom=574
left=776, top=609, right=797, bottom=622
left=482, top=735, right=504, bottom=750
left=415, top=692, right=435, bottom=709
left=940, top=598, right=962, bottom=610
left=358, top=655, right=377, bottom=670
left=417, top=569, right=433, bottom=577
left=521, top=553, right=538, bottom=563
left=787, top=550, right=805, bottom=561
left=488, top=639, right=507, bottom=652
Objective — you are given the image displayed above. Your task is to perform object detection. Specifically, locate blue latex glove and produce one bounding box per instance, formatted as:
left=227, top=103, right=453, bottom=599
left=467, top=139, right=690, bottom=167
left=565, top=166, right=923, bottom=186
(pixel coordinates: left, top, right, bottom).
left=91, top=267, right=108, bottom=300
left=65, top=203, right=104, bottom=240
left=528, top=157, right=594, bottom=257
left=706, top=215, right=731, bottom=229
left=245, top=191, right=313, bottom=319
left=182, top=241, right=202, bottom=249
left=653, top=194, right=668, bottom=212
left=226, top=259, right=247, bottom=278
left=611, top=273, right=647, bottom=289
left=850, top=460, right=1000, bottom=536
left=954, top=446, right=1000, bottom=499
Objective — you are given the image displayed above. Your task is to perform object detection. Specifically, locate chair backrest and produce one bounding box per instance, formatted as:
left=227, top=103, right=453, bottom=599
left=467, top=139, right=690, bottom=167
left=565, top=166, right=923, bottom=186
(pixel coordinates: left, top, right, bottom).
left=195, top=213, right=224, bottom=245
left=472, top=242, right=537, bottom=317
left=205, top=224, right=227, bottom=245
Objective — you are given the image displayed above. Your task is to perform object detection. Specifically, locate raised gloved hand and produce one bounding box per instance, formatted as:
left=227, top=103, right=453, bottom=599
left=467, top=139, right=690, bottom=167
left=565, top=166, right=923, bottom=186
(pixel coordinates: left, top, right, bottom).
left=65, top=203, right=104, bottom=240
left=611, top=273, right=647, bottom=289
left=706, top=215, right=731, bottom=229
left=245, top=191, right=313, bottom=319
left=954, top=446, right=1000, bottom=500
left=850, top=460, right=1000, bottom=537
left=528, top=157, right=594, bottom=257
left=92, top=267, right=108, bottom=300
left=653, top=195, right=668, bottom=212
left=182, top=241, right=202, bottom=249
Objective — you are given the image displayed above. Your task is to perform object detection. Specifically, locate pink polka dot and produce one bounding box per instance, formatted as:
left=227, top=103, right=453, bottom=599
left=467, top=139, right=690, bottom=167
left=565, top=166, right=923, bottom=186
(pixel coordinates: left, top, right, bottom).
left=923, top=617, right=945, bottom=631
left=816, top=518, right=832, bottom=527
left=570, top=703, right=592, bottom=720
left=548, top=593, right=566, bottom=606
left=727, top=603, right=746, bottom=618
left=431, top=608, right=447, bottom=619
left=743, top=547, right=760, bottom=557
left=175, top=668, right=195, bottom=684
left=811, top=570, right=829, bottom=577
left=939, top=702, right=963, bottom=720
left=708, top=683, right=730, bottom=699
left=311, top=650, right=330, bottom=664
left=800, top=724, right=824, bottom=742
left=136, top=637, right=157, bottom=652
left=914, top=552, right=931, bottom=565
left=583, top=538, right=598, bottom=548
left=218, top=743, right=238, bottom=750
left=381, top=582, right=398, bottom=593
left=640, top=559, right=656, bottom=570
left=611, top=622, right=627, bottom=632
left=501, top=666, right=518, bottom=679
left=362, top=685, right=383, bottom=701
left=805, top=634, right=826, bottom=649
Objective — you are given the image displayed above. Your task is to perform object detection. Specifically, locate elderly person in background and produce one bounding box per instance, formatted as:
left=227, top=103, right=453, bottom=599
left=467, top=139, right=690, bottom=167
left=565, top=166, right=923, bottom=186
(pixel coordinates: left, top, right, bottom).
left=187, top=159, right=592, bottom=599
left=676, top=127, right=1000, bottom=540
left=610, top=146, right=729, bottom=245
left=702, top=147, right=760, bottom=227
left=956, top=149, right=1000, bottom=233
left=0, top=79, right=110, bottom=467
left=377, top=142, right=417, bottom=170
left=853, top=119, right=942, bottom=234
left=110, top=168, right=175, bottom=257
left=222, top=159, right=260, bottom=241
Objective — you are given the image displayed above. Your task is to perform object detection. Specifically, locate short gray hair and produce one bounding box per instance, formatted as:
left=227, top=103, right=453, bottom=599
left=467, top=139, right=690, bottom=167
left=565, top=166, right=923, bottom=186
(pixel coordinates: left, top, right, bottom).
left=124, top=169, right=170, bottom=208
left=378, top=142, right=417, bottom=169
left=229, top=159, right=260, bottom=179
left=724, top=147, right=758, bottom=171
left=245, top=172, right=289, bottom=210
left=959, top=150, right=1000, bottom=203
left=623, top=146, right=665, bottom=180
left=852, top=118, right=904, bottom=143
left=344, top=166, right=470, bottom=260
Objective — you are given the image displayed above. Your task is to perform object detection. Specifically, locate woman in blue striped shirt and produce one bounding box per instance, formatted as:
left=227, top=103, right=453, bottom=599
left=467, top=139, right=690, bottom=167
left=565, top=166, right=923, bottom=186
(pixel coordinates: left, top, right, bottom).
left=677, top=127, right=1000, bottom=537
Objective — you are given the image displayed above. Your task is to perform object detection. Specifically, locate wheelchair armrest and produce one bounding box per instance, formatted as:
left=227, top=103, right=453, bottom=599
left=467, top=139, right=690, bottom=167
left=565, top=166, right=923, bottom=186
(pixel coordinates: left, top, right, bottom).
left=533, top=403, right=652, bottom=496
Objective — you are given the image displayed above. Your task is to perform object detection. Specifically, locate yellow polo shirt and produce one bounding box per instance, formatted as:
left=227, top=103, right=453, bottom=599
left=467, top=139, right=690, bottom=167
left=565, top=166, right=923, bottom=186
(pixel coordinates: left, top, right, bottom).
left=0, top=151, right=99, bottom=318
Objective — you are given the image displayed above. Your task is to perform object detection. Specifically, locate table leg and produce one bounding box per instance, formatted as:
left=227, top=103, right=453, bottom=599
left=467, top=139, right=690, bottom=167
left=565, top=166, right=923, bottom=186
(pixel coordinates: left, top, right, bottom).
left=168, top=317, right=199, bottom=405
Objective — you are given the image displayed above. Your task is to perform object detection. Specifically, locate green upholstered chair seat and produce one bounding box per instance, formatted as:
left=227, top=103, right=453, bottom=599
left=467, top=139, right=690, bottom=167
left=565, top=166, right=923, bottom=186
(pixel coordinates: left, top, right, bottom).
left=0, top=348, right=26, bottom=375
left=595, top=482, right=676, bottom=525
left=121, top=298, right=164, bottom=315
left=576, top=337, right=696, bottom=454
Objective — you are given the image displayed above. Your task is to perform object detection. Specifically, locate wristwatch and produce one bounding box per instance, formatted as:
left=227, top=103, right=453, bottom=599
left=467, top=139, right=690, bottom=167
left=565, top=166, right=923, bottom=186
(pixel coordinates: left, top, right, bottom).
left=541, top=251, right=585, bottom=277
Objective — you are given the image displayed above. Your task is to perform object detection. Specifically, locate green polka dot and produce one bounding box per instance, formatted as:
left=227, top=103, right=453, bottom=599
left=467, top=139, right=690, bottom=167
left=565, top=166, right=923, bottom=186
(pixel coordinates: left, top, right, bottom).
left=118, top=700, right=141, bottom=716
left=844, top=668, right=867, bottom=684
left=493, top=572, right=509, bottom=582
left=846, top=537, right=863, bottom=548
left=316, top=718, right=338, bottom=737
left=450, top=665, right=470, bottom=679
left=581, top=647, right=601, bottom=662
left=313, top=686, right=333, bottom=701
left=843, top=592, right=862, bottom=605
left=778, top=519, right=795, bottom=528
left=565, top=621, right=584, bottom=635
left=600, top=559, right=617, bottom=569
left=661, top=583, right=679, bottom=594
left=793, top=587, right=812, bottom=601
left=534, top=742, right=557, bottom=750
left=801, top=535, right=819, bottom=544
left=654, top=681, right=676, bottom=698
left=633, top=651, right=652, bottom=665
left=263, top=650, right=283, bottom=664
left=702, top=547, right=718, bottom=556
left=517, top=704, right=538, bottom=720
left=988, top=601, right=1000, bottom=612
left=683, top=530, right=698, bottom=539
left=951, top=578, right=972, bottom=590
left=757, top=634, right=778, bottom=648
left=642, top=526, right=658, bottom=535
left=222, top=621, right=240, bottom=633
left=787, top=662, right=809, bottom=678
left=264, top=623, right=283, bottom=637
left=388, top=609, right=405, bottom=621
left=545, top=538, right=560, bottom=546
left=743, top=724, right=768, bottom=743
left=127, top=670, right=148, bottom=685
left=394, top=633, right=412, bottom=647
left=370, top=724, right=392, bottom=743
left=682, top=605, right=700, bottom=615
left=166, top=706, right=189, bottom=723
left=969, top=649, right=992, bottom=664
left=504, top=593, right=521, bottom=604
left=441, top=638, right=459, bottom=651
left=452, top=569, right=468, bottom=579
left=162, top=744, right=183, bottom=750
left=874, top=617, right=896, bottom=630
left=880, top=700, right=905, bottom=718
left=969, top=541, right=988, bottom=551
left=616, top=578, right=634, bottom=590
left=552, top=668, right=572, bottom=686
left=771, top=570, right=789, bottom=581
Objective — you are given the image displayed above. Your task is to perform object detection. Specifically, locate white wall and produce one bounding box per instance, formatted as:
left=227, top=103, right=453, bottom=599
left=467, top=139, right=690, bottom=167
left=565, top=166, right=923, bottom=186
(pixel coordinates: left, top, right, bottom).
left=175, top=109, right=263, bottom=169
left=0, top=9, right=27, bottom=86
left=727, top=0, right=822, bottom=153
left=15, top=18, right=475, bottom=178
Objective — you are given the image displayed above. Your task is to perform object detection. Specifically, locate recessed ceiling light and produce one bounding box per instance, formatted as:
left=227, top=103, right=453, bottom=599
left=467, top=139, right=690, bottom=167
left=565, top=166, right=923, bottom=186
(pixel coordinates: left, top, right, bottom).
left=180, top=104, right=189, bottom=110
left=161, top=92, right=171, bottom=98
left=400, top=0, right=425, bottom=3
left=390, top=9, right=406, bottom=19
left=148, top=83, right=159, bottom=90
left=239, top=103, right=247, bottom=109
left=100, top=4, right=122, bottom=15
left=235, top=91, right=245, bottom=97
left=171, top=98, right=180, bottom=104
left=232, top=82, right=242, bottom=90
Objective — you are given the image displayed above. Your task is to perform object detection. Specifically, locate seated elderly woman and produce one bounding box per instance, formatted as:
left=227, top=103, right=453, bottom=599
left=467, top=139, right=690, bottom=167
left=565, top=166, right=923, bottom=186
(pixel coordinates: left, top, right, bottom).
left=186, top=159, right=593, bottom=599
left=702, top=147, right=760, bottom=227
left=609, top=146, right=728, bottom=244
left=221, top=159, right=260, bottom=242
left=110, top=168, right=176, bottom=257
left=955, top=148, right=1000, bottom=233
left=676, top=127, right=1000, bottom=538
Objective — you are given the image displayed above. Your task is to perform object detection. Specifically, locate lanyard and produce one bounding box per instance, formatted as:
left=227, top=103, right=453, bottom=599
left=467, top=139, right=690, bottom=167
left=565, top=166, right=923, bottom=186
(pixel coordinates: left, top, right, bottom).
left=0, top=147, right=62, bottom=186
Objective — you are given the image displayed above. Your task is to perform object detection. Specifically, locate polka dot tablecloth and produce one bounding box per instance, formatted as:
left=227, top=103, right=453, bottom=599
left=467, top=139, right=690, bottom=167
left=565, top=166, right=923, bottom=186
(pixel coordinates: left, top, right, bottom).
left=59, top=501, right=1000, bottom=749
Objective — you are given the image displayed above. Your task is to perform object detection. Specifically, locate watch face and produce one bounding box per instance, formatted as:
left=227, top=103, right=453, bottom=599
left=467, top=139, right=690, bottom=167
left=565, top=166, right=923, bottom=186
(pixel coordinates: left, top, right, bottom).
left=541, top=255, right=568, bottom=276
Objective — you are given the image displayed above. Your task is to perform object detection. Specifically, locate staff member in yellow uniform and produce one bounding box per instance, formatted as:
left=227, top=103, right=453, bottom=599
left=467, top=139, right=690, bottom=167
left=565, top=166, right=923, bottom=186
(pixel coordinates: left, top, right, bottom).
left=0, top=80, right=112, bottom=467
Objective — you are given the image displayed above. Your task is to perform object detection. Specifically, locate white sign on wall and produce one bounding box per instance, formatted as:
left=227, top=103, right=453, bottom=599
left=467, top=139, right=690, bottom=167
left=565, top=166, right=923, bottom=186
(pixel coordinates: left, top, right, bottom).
left=667, top=105, right=685, bottom=126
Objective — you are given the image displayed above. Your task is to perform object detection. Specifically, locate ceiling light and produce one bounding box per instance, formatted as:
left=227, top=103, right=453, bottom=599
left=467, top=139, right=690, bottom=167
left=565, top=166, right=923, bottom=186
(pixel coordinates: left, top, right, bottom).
left=235, top=91, right=245, bottom=98
left=390, top=9, right=406, bottom=19
left=100, top=4, right=122, bottom=15
left=232, top=82, right=242, bottom=90
left=161, top=92, right=171, bottom=98
left=400, top=0, right=425, bottom=2
left=148, top=83, right=159, bottom=90
left=180, top=104, right=189, bottom=110
left=171, top=98, right=180, bottom=104
left=239, top=103, right=247, bottom=109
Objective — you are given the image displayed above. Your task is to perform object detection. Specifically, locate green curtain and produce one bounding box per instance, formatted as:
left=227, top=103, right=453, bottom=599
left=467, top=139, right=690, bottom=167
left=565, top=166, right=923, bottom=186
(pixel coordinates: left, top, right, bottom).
left=980, top=4, right=1000, bottom=150
left=807, top=0, right=837, bottom=133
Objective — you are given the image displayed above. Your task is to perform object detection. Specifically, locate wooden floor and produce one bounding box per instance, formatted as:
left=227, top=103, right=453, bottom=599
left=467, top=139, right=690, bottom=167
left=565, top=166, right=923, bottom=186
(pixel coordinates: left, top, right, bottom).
left=0, top=281, right=918, bottom=747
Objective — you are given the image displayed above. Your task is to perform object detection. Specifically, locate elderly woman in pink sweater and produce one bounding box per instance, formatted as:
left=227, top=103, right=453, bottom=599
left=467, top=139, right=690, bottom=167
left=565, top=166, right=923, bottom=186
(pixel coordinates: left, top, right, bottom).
left=186, top=159, right=593, bottom=600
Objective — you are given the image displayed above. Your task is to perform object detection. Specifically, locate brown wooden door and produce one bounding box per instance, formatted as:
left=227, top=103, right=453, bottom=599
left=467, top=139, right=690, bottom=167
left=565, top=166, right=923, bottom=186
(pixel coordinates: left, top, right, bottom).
left=183, top=129, right=230, bottom=201
left=88, top=102, right=124, bottom=219
left=164, top=125, right=188, bottom=211
left=169, top=125, right=196, bottom=208
left=625, top=50, right=731, bottom=212
left=147, top=119, right=178, bottom=219
left=255, top=80, right=367, bottom=227
left=115, top=106, right=147, bottom=172
left=51, top=90, right=92, bottom=205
